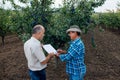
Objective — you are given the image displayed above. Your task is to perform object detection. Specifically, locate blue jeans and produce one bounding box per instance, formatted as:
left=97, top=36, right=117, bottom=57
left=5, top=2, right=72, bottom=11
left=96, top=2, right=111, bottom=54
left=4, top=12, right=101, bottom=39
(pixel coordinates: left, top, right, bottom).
left=29, top=69, right=46, bottom=80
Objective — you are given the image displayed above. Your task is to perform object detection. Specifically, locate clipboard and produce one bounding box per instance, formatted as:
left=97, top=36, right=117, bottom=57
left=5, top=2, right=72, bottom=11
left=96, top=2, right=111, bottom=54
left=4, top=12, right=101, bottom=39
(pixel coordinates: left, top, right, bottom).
left=43, top=44, right=57, bottom=54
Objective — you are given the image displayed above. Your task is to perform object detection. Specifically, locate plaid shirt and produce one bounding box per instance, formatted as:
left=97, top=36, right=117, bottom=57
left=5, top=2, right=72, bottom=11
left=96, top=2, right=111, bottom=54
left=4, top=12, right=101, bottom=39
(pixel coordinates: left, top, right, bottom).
left=59, top=38, right=86, bottom=75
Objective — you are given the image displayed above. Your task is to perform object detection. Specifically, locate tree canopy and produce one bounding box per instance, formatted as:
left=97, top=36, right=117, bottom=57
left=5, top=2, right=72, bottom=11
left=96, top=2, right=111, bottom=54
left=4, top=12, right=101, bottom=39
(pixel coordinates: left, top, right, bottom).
left=1, top=0, right=106, bottom=48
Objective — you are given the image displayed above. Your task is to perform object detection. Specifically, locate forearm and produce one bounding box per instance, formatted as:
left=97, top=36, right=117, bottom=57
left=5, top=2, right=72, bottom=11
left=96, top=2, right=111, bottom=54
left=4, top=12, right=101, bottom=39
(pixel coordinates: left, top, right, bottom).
left=59, top=53, right=72, bottom=62
left=41, top=55, right=51, bottom=65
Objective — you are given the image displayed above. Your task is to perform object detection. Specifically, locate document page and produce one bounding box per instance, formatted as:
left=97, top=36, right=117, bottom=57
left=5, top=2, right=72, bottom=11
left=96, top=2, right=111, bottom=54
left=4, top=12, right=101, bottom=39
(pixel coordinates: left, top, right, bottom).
left=43, top=44, right=57, bottom=54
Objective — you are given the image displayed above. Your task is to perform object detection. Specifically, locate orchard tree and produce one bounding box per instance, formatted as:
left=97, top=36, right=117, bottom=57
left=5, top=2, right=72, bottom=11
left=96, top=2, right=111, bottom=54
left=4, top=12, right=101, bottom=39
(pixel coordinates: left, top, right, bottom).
left=0, top=8, right=12, bottom=46
left=2, top=0, right=53, bottom=42
left=49, top=0, right=106, bottom=48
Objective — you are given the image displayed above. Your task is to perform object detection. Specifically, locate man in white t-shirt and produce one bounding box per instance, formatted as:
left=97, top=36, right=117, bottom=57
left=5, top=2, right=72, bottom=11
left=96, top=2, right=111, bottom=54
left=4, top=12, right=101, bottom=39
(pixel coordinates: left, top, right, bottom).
left=24, top=25, right=54, bottom=80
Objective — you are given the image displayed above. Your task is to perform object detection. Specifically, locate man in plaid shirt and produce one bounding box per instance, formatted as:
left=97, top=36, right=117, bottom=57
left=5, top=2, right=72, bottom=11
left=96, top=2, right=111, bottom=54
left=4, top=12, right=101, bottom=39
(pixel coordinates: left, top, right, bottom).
left=57, top=25, right=86, bottom=80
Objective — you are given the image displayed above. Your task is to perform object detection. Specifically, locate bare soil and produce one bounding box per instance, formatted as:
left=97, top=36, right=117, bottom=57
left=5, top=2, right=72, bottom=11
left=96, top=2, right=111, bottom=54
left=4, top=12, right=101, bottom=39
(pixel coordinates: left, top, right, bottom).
left=0, top=28, right=120, bottom=80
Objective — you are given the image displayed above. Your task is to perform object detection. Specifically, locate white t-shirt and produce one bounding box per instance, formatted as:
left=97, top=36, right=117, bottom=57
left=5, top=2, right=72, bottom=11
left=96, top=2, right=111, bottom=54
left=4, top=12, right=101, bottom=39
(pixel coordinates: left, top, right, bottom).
left=24, top=37, right=47, bottom=71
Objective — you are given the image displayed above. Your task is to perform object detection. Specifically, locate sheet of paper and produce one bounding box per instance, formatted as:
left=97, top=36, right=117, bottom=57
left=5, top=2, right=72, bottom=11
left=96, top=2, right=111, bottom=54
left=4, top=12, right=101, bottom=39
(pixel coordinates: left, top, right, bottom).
left=43, top=44, right=57, bottom=54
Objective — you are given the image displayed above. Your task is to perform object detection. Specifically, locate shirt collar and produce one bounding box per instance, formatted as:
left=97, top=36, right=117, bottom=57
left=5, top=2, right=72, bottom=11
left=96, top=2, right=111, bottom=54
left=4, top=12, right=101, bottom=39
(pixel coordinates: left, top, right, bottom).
left=31, top=37, right=40, bottom=44
left=72, top=37, right=80, bottom=44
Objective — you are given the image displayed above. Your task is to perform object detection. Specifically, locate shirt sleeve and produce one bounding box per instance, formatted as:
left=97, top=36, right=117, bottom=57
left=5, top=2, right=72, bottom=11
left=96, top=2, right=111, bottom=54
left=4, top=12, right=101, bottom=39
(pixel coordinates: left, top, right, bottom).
left=59, top=44, right=80, bottom=62
left=33, top=45, right=46, bottom=62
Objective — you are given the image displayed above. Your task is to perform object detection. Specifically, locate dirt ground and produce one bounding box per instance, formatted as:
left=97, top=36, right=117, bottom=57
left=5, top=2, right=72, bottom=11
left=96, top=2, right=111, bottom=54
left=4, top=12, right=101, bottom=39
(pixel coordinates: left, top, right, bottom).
left=0, top=27, right=120, bottom=80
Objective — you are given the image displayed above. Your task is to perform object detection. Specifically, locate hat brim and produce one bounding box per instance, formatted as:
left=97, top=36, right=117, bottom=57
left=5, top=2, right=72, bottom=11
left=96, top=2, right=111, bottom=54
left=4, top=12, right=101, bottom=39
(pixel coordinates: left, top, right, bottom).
left=66, top=28, right=82, bottom=33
